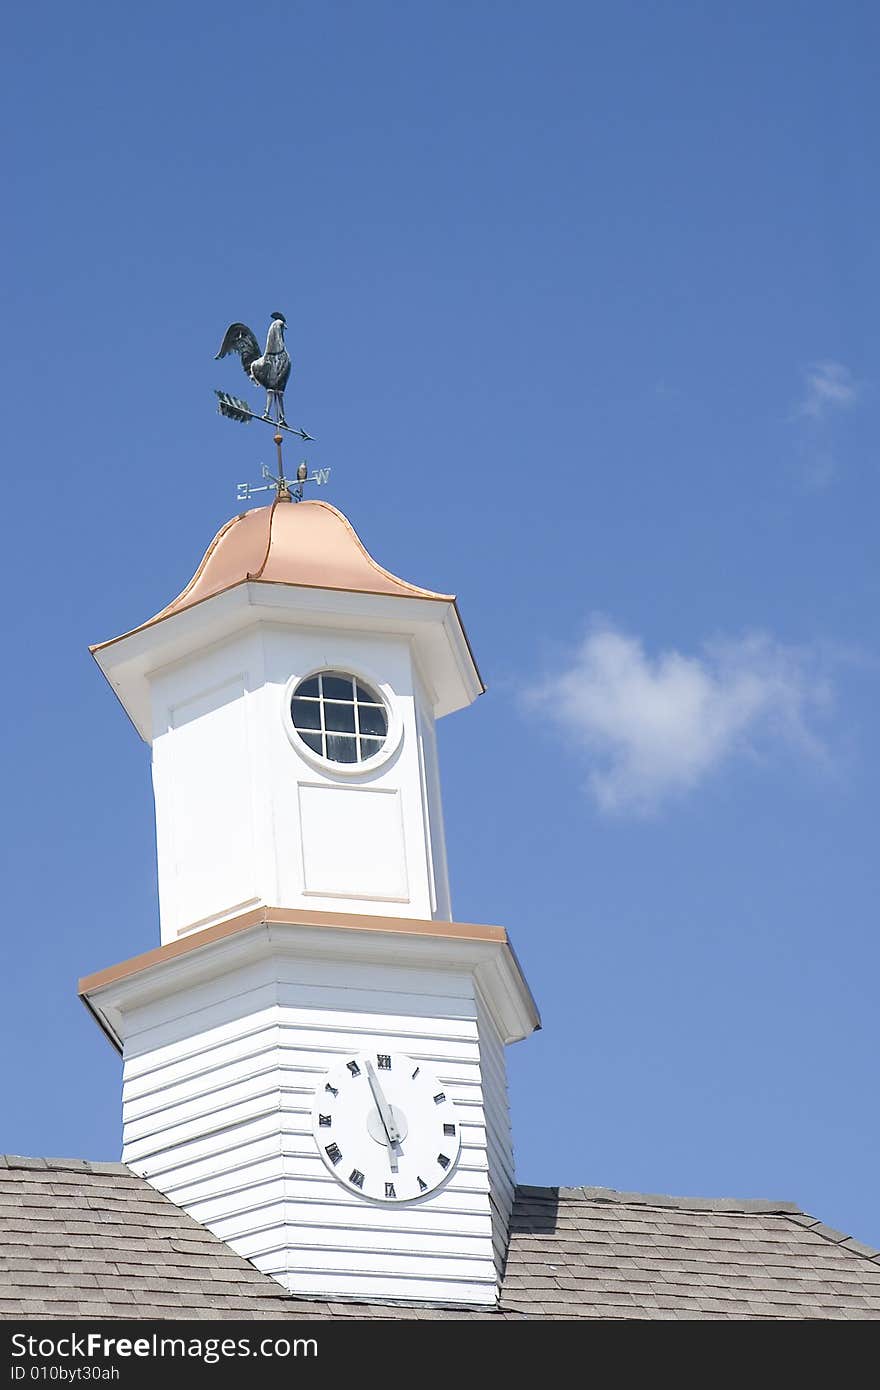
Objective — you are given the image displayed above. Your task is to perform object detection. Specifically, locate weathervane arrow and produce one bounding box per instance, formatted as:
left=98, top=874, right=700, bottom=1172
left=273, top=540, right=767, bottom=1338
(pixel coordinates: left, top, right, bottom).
left=215, top=390, right=314, bottom=442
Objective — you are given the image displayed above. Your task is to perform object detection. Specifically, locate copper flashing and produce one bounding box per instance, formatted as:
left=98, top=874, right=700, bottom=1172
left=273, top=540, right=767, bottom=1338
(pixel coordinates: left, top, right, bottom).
left=78, top=905, right=508, bottom=997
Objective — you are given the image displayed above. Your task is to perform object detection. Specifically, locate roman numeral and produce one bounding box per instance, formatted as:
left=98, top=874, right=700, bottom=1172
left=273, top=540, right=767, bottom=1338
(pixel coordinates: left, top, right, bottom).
left=325, top=1143, right=342, bottom=1165
left=443, top=1123, right=456, bottom=1136
left=346, top=1061, right=361, bottom=1077
left=325, top=1083, right=338, bottom=1097
left=433, top=1092, right=446, bottom=1104
left=417, top=1176, right=428, bottom=1192
left=318, top=1114, right=332, bottom=1127
left=377, top=1054, right=391, bottom=1070
left=349, top=1169, right=365, bottom=1189
left=385, top=1182, right=396, bottom=1199
left=437, top=1153, right=450, bottom=1169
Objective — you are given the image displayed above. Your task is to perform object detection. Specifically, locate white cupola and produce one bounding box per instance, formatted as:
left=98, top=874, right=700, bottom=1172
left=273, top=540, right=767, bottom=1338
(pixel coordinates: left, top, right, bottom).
left=92, top=497, right=482, bottom=939
left=81, top=495, right=538, bottom=1308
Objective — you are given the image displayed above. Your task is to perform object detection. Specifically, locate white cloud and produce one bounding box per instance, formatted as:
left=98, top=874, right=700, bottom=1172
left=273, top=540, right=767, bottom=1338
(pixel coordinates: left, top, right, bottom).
left=797, top=361, right=858, bottom=420
left=528, top=621, right=831, bottom=816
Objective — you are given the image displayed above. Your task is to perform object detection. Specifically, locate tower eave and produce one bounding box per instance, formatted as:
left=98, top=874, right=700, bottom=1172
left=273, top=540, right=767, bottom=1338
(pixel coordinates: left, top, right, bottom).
left=91, top=581, right=484, bottom=742
left=79, top=905, right=541, bottom=1052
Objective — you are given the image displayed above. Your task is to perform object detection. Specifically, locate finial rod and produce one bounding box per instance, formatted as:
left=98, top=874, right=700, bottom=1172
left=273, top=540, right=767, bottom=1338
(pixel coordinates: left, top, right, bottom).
left=274, top=434, right=292, bottom=502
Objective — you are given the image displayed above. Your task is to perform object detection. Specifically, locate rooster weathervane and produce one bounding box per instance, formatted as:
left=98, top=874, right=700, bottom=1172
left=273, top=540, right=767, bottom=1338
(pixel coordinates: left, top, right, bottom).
left=214, top=310, right=330, bottom=504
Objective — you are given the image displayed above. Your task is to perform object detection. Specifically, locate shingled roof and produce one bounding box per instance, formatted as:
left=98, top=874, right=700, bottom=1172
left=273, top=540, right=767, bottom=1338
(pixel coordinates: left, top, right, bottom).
left=2, top=1157, right=879, bottom=1320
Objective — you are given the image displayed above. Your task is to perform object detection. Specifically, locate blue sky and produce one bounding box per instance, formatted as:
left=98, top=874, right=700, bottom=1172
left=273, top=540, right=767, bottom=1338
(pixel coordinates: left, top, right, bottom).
left=3, top=2, right=879, bottom=1247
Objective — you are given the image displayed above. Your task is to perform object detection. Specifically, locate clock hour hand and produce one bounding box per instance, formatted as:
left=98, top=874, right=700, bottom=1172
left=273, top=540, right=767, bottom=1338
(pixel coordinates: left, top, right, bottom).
left=366, top=1061, right=401, bottom=1171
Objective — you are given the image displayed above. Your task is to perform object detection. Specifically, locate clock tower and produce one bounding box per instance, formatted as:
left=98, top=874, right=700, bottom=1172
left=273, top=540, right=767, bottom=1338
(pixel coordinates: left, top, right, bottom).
left=81, top=494, right=539, bottom=1308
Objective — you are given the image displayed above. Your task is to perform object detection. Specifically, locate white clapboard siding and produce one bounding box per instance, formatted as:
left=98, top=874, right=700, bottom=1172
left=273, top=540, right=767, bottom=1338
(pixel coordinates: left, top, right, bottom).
left=270, top=1264, right=497, bottom=1305
left=475, top=989, right=515, bottom=1277
left=120, top=952, right=516, bottom=1306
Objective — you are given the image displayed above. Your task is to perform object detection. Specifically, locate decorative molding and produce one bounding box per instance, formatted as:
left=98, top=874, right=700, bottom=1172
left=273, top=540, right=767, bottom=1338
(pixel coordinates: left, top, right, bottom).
left=79, top=907, right=541, bottom=1053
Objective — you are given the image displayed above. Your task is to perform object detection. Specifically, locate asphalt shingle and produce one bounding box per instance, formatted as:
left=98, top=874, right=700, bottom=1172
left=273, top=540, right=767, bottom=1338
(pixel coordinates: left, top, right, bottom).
left=1, top=1157, right=879, bottom=1319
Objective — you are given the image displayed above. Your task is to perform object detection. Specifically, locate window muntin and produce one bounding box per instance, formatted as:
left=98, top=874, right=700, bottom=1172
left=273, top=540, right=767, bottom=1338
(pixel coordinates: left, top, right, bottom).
left=290, top=671, right=389, bottom=764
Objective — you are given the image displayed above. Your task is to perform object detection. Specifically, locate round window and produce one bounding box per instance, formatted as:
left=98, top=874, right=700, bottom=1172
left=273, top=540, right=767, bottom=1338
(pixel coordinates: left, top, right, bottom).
left=289, top=671, right=389, bottom=765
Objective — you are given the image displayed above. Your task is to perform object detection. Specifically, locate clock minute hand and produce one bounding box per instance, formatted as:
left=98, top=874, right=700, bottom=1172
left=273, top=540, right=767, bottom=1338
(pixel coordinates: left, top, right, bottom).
left=366, top=1062, right=400, bottom=1142
left=366, top=1061, right=401, bottom=1170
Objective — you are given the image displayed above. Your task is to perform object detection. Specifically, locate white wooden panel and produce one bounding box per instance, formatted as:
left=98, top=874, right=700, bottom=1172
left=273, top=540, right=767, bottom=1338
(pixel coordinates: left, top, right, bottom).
left=298, top=783, right=409, bottom=902
left=275, top=1268, right=497, bottom=1306
left=145, top=618, right=462, bottom=931
left=171, top=1182, right=494, bottom=1238
left=124, top=961, right=477, bottom=1071
left=125, top=1011, right=481, bottom=1107
left=163, top=675, right=255, bottom=931
left=122, top=975, right=280, bottom=1059
left=272, top=957, right=476, bottom=1003
left=123, top=1092, right=282, bottom=1161
left=143, top=1140, right=283, bottom=1194
left=124, top=1034, right=281, bottom=1106
left=124, top=992, right=473, bottom=1080
left=413, top=680, right=452, bottom=921
left=251, top=1240, right=496, bottom=1283
left=124, top=1071, right=283, bottom=1135
left=131, top=1111, right=285, bottom=1173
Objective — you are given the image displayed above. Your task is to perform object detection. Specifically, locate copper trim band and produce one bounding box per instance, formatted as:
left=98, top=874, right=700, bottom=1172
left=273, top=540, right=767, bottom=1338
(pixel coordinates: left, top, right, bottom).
left=78, top=905, right=508, bottom=996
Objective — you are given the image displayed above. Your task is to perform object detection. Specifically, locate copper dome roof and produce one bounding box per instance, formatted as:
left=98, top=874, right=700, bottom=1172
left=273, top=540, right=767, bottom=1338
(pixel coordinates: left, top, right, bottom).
left=148, top=497, right=454, bottom=627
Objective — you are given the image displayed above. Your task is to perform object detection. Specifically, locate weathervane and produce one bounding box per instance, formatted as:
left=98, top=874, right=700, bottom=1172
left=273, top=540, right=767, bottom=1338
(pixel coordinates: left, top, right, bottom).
left=214, top=311, right=331, bottom=503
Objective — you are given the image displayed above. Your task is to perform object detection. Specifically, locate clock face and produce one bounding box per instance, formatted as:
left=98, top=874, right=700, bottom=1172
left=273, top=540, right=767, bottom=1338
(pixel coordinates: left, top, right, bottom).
left=312, top=1051, right=462, bottom=1202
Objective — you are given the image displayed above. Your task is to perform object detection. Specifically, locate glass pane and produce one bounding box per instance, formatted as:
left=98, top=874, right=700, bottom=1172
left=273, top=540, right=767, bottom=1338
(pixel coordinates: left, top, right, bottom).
left=326, top=733, right=359, bottom=763
left=322, top=674, right=354, bottom=702
left=356, top=682, right=380, bottom=704
left=298, top=730, right=322, bottom=754
left=295, top=676, right=320, bottom=699
left=359, top=737, right=384, bottom=760
left=291, top=697, right=321, bottom=731
left=323, top=700, right=356, bottom=733
left=357, top=704, right=387, bottom=736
